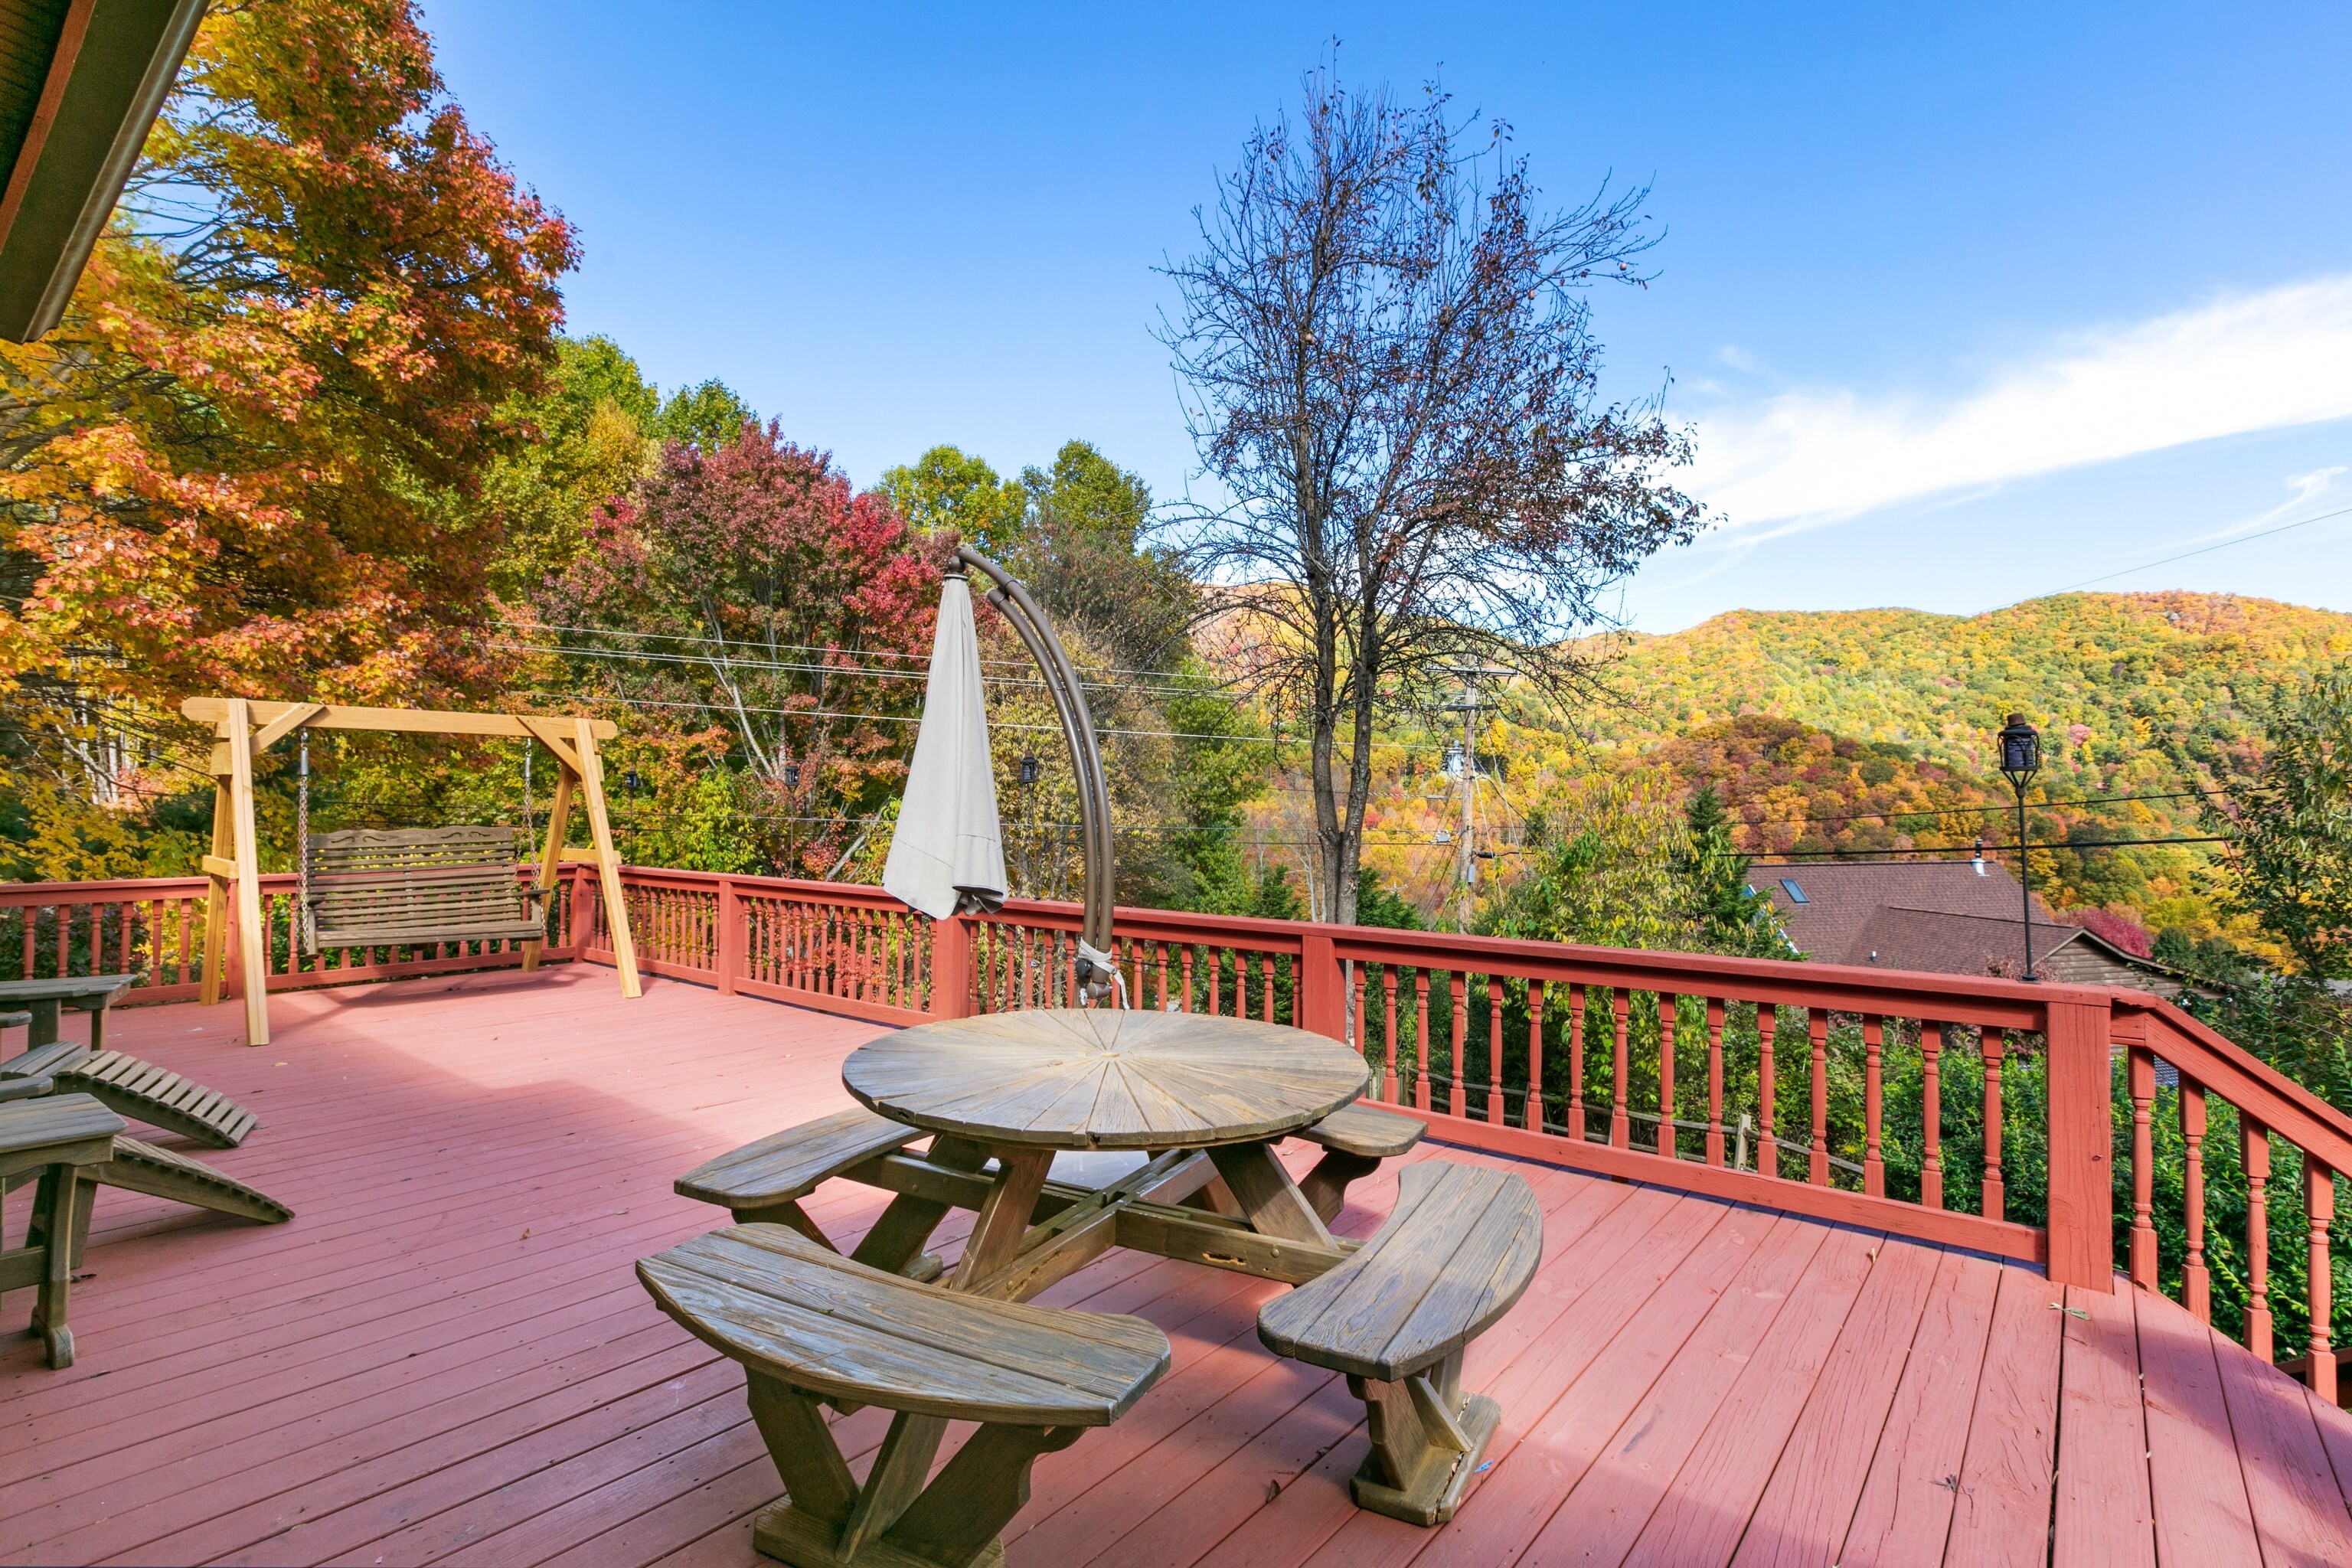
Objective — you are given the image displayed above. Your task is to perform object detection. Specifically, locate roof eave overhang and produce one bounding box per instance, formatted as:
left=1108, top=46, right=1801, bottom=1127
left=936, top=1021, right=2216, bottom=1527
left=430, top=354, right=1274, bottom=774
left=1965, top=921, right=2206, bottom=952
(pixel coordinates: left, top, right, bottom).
left=0, top=0, right=206, bottom=343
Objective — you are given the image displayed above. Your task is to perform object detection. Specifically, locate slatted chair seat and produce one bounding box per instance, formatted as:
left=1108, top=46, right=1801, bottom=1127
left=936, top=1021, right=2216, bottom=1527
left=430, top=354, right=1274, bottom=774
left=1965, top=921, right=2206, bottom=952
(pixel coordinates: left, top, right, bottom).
left=640, top=1223, right=1169, bottom=1568
left=1258, top=1160, right=1543, bottom=1525
left=305, top=826, right=547, bottom=949
left=4, top=1041, right=258, bottom=1148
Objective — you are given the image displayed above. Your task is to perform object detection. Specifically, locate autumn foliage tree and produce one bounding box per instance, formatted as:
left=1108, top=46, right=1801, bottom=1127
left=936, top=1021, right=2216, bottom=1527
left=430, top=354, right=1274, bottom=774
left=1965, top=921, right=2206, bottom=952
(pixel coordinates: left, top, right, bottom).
left=0, top=0, right=575, bottom=808
left=535, top=424, right=937, bottom=874
left=1165, top=66, right=1707, bottom=924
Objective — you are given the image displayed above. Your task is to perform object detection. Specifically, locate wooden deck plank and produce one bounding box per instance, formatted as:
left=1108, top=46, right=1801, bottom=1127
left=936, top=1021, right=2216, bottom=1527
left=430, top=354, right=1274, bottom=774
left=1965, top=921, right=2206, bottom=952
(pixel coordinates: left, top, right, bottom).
left=2133, top=1287, right=2261, bottom=1568
left=1726, top=1234, right=1942, bottom=1568
left=1835, top=1249, right=2004, bottom=1568
left=1291, top=1189, right=1737, bottom=1568
left=1509, top=1214, right=1831, bottom=1568
left=1942, top=1263, right=2065, bottom=1568
left=2051, top=1280, right=2156, bottom=1568
left=0, top=973, right=2339, bottom=1568
left=1616, top=1224, right=1880, bottom=1568
left=1093, top=1163, right=1609, bottom=1568
left=2213, top=1313, right=2352, bottom=1568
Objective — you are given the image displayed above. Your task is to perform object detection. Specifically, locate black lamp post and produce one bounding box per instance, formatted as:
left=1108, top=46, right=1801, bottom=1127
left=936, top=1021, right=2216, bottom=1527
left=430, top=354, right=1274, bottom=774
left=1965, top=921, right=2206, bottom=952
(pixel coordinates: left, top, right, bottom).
left=1997, top=714, right=2041, bottom=980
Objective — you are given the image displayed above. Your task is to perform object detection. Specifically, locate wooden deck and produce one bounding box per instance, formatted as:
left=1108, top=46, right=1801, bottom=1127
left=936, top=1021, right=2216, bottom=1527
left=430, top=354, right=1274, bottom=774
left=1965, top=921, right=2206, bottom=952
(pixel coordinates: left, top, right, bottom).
left=4, top=966, right=2349, bottom=1568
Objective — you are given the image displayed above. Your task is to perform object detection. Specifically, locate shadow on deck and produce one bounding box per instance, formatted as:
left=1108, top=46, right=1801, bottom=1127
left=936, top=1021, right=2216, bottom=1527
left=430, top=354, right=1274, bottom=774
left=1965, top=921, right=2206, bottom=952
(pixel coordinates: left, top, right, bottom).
left=2, top=967, right=2347, bottom=1567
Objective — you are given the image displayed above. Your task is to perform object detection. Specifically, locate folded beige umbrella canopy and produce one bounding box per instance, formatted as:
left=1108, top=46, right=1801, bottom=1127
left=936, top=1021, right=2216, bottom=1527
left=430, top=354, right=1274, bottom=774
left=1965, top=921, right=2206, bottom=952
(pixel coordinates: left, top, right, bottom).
left=883, top=571, right=1008, bottom=920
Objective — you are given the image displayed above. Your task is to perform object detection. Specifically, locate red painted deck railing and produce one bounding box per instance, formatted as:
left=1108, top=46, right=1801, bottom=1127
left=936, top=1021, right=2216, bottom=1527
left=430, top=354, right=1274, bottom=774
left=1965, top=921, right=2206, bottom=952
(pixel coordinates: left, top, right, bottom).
left=8, top=864, right=2347, bottom=1400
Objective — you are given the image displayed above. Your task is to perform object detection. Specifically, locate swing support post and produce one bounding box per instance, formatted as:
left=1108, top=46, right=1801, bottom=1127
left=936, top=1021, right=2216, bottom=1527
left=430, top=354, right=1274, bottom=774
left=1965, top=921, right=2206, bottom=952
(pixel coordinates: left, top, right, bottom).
left=183, top=697, right=641, bottom=1047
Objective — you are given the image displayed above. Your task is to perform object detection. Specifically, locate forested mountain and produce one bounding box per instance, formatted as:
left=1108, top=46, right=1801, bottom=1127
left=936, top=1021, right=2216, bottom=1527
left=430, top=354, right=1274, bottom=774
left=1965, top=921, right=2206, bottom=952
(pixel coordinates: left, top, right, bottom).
left=1508, top=593, right=2352, bottom=946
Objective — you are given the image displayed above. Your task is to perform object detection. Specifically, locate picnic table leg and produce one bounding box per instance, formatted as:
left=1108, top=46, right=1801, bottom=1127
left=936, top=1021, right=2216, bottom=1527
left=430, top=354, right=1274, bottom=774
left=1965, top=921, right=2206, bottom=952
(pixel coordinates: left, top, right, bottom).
left=1207, top=1140, right=1337, bottom=1247
left=26, top=999, right=59, bottom=1050
left=949, top=1145, right=1054, bottom=1289
left=850, top=1135, right=991, bottom=1283
left=877, top=1422, right=1083, bottom=1566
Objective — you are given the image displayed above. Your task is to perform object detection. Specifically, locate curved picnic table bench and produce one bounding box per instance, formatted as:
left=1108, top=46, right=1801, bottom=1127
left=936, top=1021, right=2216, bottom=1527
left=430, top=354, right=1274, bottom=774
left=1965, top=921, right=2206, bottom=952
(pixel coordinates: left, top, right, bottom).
left=1259, top=1159, right=1544, bottom=1524
left=639, top=1223, right=1169, bottom=1568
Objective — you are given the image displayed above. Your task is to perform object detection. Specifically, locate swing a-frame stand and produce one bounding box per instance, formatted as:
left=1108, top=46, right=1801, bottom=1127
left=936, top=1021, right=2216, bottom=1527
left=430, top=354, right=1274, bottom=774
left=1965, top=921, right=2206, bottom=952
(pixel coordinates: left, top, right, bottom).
left=179, top=697, right=643, bottom=1047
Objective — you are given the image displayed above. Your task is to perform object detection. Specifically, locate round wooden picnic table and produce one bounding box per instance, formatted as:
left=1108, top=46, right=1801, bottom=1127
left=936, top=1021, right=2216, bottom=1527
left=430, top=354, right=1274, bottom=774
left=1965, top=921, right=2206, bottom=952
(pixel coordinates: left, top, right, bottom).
left=843, top=1008, right=1370, bottom=1296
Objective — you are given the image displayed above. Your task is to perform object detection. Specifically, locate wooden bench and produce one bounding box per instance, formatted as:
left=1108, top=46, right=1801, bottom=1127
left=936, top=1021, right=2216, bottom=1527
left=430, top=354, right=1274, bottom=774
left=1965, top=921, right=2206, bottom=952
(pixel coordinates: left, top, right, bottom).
left=1257, top=1160, right=1543, bottom=1525
left=305, top=826, right=549, bottom=949
left=639, top=1223, right=1170, bottom=1568
left=0, top=1092, right=126, bottom=1367
left=1289, top=1101, right=1425, bottom=1223
left=674, top=1106, right=953, bottom=1281
left=4, top=1040, right=260, bottom=1148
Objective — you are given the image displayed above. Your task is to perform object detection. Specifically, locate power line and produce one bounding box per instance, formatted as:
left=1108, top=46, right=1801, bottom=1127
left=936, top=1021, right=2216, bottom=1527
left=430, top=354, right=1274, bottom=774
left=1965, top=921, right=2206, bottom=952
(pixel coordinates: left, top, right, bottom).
left=1753, top=832, right=2236, bottom=861
left=1769, top=786, right=2221, bottom=831
left=2042, top=503, right=2352, bottom=596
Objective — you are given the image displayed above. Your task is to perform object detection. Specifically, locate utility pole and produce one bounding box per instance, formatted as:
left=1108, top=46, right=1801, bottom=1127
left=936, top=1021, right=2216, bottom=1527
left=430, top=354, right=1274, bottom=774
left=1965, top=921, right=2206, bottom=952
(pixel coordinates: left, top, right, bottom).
left=1439, top=664, right=1511, bottom=929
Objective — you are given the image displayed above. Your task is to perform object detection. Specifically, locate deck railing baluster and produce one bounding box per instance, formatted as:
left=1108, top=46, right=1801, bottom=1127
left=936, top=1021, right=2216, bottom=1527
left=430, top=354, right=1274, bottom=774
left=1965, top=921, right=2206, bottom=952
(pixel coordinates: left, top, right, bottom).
left=1381, top=965, right=1400, bottom=1102
left=1657, top=993, right=1677, bottom=1160
left=2129, top=1045, right=2158, bottom=1288
left=1527, top=980, right=1547, bottom=1135
left=1863, top=1015, right=1884, bottom=1197
left=1759, top=1004, right=1778, bottom=1175
left=1808, top=1008, right=1831, bottom=1186
left=1414, top=969, right=1432, bottom=1112
left=2306, top=1158, right=2335, bottom=1403
left=1448, top=971, right=1468, bottom=1118
left=2244, top=1116, right=2273, bottom=1360
left=1566, top=984, right=1586, bottom=1142
left=1705, top=998, right=1725, bottom=1167
left=1610, top=989, right=1631, bottom=1148
left=1983, top=1027, right=2007, bottom=1221
left=1487, top=976, right=1504, bottom=1125
left=2182, top=1078, right=2208, bottom=1321
left=1922, top=1022, right=1944, bottom=1209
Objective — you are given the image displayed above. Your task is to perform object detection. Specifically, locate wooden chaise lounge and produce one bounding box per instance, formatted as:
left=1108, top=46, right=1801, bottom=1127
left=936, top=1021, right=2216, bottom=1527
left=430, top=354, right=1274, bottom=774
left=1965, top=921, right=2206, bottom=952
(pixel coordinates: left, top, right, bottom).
left=639, top=1223, right=1170, bottom=1568
left=2, top=1041, right=290, bottom=1224
left=1257, top=1160, right=1543, bottom=1525
left=5, top=1039, right=260, bottom=1148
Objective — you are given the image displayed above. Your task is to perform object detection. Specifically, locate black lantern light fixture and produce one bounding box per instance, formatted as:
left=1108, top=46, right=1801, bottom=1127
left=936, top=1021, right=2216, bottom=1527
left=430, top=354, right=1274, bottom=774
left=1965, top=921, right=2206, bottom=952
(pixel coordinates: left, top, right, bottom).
left=1996, top=714, right=2041, bottom=979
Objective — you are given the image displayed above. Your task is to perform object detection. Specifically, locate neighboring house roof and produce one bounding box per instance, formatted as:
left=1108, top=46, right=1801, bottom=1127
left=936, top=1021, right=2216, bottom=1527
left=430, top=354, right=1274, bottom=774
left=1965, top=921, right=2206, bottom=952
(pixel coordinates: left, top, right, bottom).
left=0, top=0, right=206, bottom=342
left=1759, top=858, right=2055, bottom=966
left=1758, top=856, right=2194, bottom=996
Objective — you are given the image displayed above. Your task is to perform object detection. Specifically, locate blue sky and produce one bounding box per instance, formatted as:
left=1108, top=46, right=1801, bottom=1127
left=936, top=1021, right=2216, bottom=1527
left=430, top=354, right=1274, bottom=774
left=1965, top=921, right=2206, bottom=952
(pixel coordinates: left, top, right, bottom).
left=420, top=2, right=2352, bottom=632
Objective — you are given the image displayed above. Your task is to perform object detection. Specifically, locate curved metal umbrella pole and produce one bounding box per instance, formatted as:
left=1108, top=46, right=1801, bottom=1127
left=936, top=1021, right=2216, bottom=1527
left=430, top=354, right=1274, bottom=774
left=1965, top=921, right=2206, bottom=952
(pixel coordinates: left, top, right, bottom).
left=953, top=545, right=1121, bottom=1004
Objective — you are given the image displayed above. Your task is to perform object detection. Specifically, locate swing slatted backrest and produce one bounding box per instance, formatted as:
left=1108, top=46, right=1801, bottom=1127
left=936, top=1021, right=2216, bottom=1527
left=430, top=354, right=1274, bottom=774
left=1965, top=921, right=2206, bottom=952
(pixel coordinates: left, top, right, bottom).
left=305, top=827, right=547, bottom=949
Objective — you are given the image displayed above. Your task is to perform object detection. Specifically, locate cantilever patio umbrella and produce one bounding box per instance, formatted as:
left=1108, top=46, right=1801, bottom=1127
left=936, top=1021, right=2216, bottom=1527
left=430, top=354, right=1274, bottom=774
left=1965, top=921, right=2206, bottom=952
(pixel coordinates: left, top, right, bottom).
left=881, top=568, right=1008, bottom=921
left=887, top=545, right=1125, bottom=1004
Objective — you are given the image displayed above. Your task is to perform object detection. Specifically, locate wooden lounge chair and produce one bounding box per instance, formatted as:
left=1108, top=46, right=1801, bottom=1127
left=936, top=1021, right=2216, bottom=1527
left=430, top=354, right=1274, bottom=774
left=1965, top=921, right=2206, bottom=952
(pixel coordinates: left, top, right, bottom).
left=639, top=1223, right=1170, bottom=1568
left=0, top=1090, right=125, bottom=1367
left=1257, top=1160, right=1543, bottom=1525
left=3, top=1040, right=259, bottom=1148
left=1, top=1042, right=290, bottom=1225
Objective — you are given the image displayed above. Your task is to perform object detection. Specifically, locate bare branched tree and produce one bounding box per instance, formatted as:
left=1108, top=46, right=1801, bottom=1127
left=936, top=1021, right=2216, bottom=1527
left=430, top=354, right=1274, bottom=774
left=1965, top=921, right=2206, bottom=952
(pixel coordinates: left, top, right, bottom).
left=1162, top=65, right=1707, bottom=923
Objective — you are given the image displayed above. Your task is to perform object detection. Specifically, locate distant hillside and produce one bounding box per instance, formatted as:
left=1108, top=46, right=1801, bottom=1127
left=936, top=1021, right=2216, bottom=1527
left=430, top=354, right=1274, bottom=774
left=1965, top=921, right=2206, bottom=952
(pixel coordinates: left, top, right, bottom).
left=1568, top=593, right=2352, bottom=782
left=1524, top=593, right=2352, bottom=942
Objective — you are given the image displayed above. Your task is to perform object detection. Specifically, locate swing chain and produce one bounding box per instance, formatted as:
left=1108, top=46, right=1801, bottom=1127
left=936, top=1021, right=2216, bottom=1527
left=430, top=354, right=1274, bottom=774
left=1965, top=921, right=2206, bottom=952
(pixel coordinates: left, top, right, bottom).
left=296, top=728, right=313, bottom=954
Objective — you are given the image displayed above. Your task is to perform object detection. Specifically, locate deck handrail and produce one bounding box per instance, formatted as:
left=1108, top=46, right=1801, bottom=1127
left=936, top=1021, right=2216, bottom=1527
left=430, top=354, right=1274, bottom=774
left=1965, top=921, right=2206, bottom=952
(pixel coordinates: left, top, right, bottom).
left=8, top=863, right=2347, bottom=1400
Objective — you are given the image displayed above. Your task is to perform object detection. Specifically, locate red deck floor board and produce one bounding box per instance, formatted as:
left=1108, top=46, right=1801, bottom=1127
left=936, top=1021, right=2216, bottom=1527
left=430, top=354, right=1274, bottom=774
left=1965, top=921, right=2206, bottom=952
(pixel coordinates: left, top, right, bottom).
left=2, top=969, right=2345, bottom=1567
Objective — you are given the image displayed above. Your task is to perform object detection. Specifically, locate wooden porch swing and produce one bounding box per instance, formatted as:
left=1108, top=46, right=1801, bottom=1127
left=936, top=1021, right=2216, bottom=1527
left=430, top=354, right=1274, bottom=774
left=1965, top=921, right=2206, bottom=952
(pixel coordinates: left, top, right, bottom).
left=181, top=697, right=643, bottom=1047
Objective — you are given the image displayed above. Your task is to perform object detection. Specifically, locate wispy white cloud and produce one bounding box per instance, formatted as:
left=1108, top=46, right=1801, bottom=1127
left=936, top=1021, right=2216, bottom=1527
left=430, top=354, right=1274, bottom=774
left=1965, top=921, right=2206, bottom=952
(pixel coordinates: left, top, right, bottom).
left=1687, top=275, right=2352, bottom=535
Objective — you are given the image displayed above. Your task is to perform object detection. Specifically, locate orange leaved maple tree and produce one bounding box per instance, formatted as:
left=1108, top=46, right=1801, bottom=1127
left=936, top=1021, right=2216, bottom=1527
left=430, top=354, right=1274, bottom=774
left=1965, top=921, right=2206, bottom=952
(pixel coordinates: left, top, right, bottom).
left=0, top=0, right=576, bottom=750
